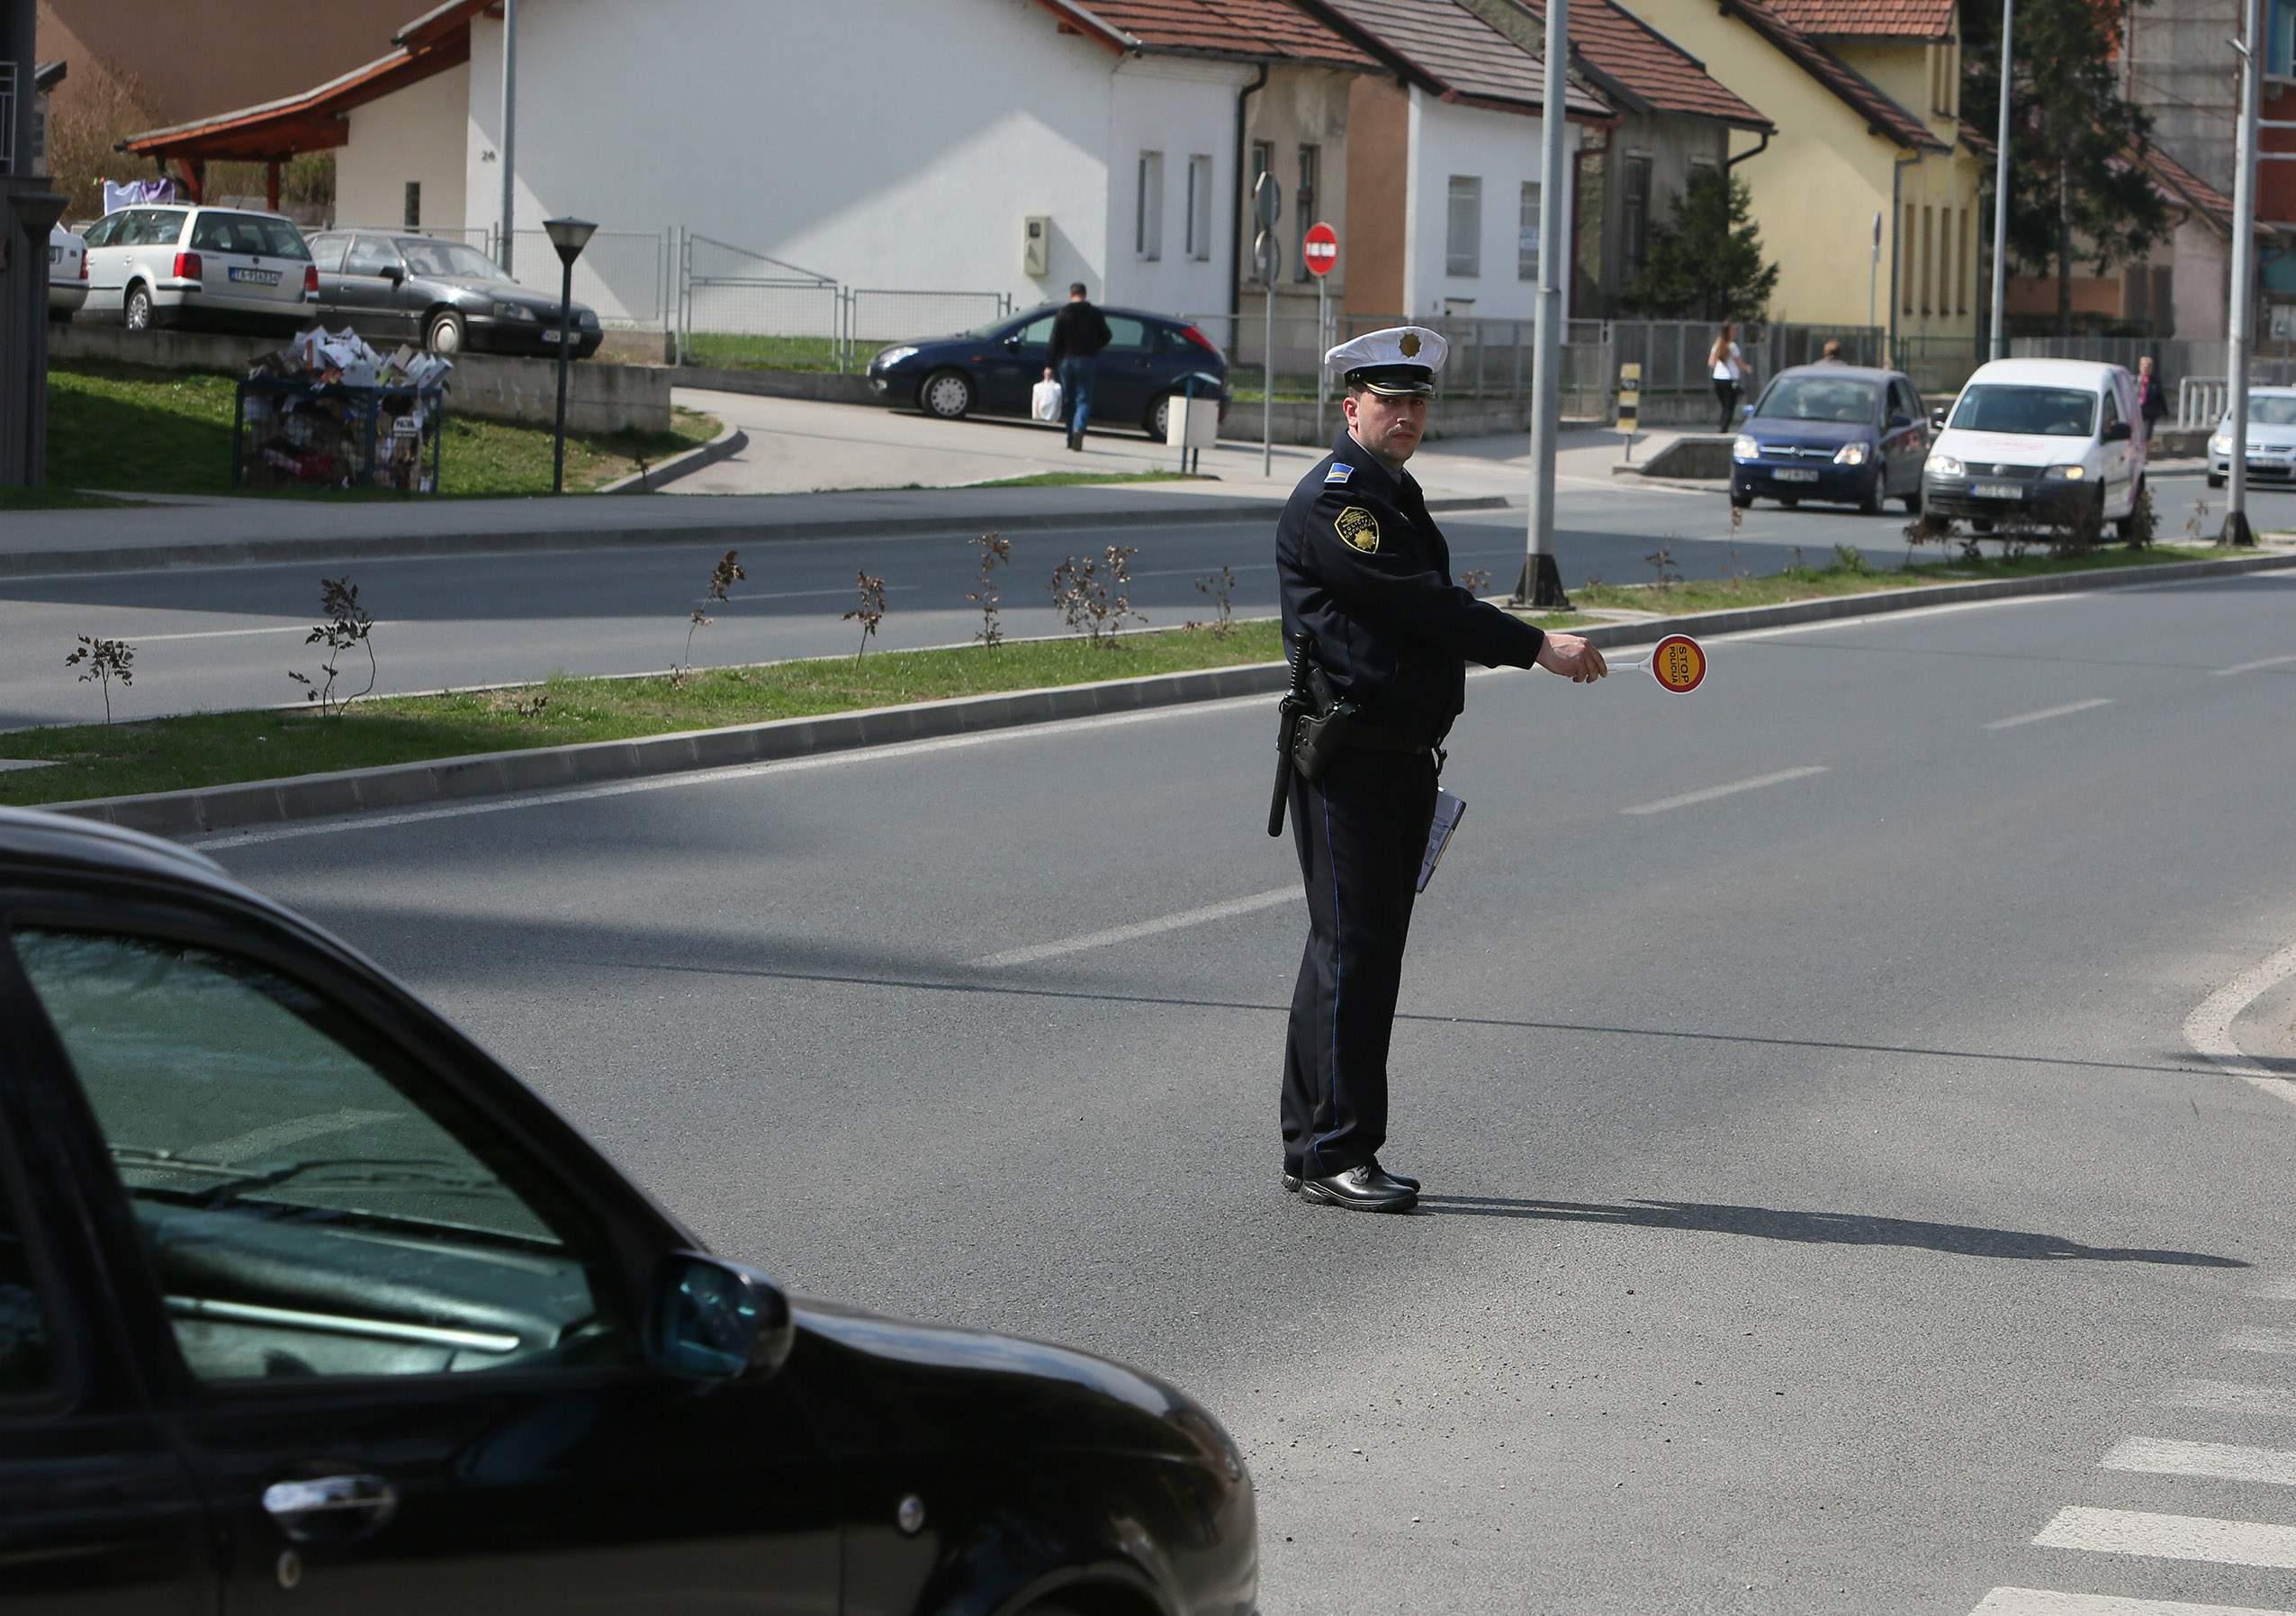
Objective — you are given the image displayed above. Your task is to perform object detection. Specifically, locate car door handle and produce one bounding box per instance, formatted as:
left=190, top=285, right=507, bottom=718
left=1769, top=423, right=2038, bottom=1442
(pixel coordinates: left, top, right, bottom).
left=263, top=1474, right=399, bottom=1543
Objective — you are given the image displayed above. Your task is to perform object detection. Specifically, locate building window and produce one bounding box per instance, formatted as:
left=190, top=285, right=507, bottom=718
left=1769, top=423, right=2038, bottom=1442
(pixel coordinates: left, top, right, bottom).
left=1920, top=205, right=1934, bottom=314
left=1903, top=204, right=1917, bottom=313
left=1623, top=156, right=1652, bottom=278
left=1294, top=144, right=1320, bottom=279
left=403, top=181, right=422, bottom=230
left=1519, top=180, right=1542, bottom=281
left=2271, top=0, right=2295, bottom=77
left=1446, top=175, right=1482, bottom=277
left=1138, top=150, right=1164, bottom=261
left=1959, top=206, right=1972, bottom=313
left=1185, top=155, right=1213, bottom=261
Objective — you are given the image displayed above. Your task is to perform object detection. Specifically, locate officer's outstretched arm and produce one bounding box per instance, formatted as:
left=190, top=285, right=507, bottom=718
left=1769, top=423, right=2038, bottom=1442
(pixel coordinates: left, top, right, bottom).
left=1305, top=492, right=1545, bottom=670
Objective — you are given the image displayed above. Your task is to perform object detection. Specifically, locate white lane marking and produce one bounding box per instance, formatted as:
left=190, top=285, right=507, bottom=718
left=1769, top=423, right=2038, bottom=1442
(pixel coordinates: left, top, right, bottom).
left=1984, top=698, right=2116, bottom=731
left=2032, top=1507, right=2296, bottom=1570
left=2213, top=655, right=2296, bottom=676
left=188, top=691, right=1280, bottom=850
left=2224, top=1328, right=2296, bottom=1356
left=1972, top=1588, right=2296, bottom=1616
left=1620, top=765, right=1828, bottom=817
left=2103, top=1436, right=2296, bottom=1487
left=187, top=1107, right=401, bottom=1162
left=974, top=888, right=1297, bottom=970
left=2165, top=1380, right=2296, bottom=1421
left=2183, top=938, right=2296, bottom=1108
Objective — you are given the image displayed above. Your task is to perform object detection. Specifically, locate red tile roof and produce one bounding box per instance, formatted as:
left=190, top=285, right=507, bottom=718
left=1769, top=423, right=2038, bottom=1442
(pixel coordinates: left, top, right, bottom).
left=1963, top=122, right=2264, bottom=236
left=1760, top=0, right=1955, bottom=37
left=1717, top=0, right=1947, bottom=151
left=1046, top=0, right=1380, bottom=66
left=1508, top=0, right=1770, bottom=129
left=1311, top=0, right=1612, bottom=116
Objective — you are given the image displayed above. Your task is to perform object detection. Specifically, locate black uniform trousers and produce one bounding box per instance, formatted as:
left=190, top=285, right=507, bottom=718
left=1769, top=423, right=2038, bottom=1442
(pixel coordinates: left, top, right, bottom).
left=1281, top=745, right=1439, bottom=1180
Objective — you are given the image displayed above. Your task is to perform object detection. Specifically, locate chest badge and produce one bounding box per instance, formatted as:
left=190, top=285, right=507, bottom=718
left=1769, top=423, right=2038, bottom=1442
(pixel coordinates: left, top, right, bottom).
left=1336, top=506, right=1382, bottom=554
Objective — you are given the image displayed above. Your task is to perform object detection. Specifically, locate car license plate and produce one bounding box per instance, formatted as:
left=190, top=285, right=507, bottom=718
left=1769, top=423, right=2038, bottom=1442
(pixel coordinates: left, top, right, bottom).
left=229, top=266, right=281, bottom=286
left=542, top=328, right=563, bottom=342
left=1973, top=482, right=2024, bottom=500
left=1775, top=469, right=1820, bottom=483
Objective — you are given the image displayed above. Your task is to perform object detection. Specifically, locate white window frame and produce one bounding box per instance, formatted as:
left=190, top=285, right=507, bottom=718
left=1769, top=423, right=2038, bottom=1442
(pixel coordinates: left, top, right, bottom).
left=1518, top=181, right=1542, bottom=282
left=1186, top=154, right=1213, bottom=261
left=1446, top=175, right=1481, bottom=279
left=1137, top=150, right=1165, bottom=262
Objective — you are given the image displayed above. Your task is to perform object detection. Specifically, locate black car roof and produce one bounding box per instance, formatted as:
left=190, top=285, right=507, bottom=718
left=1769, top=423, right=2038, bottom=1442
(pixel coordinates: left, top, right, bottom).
left=0, top=806, right=235, bottom=890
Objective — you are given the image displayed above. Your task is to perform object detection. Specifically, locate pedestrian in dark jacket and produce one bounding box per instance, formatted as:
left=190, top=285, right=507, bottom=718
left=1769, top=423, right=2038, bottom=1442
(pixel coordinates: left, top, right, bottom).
left=1046, top=283, right=1113, bottom=451
left=2137, top=356, right=2170, bottom=441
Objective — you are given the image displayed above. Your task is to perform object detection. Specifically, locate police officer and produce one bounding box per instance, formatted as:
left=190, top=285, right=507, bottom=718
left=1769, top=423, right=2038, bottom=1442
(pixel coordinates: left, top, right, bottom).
left=1276, top=326, right=1608, bottom=1213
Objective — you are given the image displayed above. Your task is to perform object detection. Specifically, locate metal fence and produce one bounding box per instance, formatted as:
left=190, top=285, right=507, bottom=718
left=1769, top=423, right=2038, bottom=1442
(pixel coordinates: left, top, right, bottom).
left=672, top=237, right=1013, bottom=371
left=2176, top=367, right=2296, bottom=429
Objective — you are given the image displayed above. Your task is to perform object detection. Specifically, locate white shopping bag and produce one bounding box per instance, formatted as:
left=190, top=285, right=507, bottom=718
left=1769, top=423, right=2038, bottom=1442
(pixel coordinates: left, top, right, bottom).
left=1031, top=378, right=1064, bottom=423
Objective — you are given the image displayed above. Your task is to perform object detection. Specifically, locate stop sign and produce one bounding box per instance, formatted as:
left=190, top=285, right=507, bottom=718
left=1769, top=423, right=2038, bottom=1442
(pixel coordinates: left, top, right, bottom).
left=1303, top=221, right=1338, bottom=277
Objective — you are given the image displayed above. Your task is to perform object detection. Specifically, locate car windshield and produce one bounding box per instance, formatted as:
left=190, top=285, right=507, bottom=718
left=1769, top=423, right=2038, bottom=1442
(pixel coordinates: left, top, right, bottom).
left=1949, top=384, right=2097, bottom=437
left=396, top=239, right=511, bottom=281
left=2247, top=395, right=2296, bottom=426
left=1754, top=376, right=1881, bottom=424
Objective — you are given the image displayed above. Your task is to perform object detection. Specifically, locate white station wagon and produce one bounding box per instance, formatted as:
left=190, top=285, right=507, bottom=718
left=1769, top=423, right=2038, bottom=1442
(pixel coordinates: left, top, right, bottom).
left=79, top=204, right=319, bottom=335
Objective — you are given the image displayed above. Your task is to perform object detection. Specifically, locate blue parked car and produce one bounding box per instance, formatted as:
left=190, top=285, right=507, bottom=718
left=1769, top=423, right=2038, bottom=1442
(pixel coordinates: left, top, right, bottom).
left=865, top=304, right=1229, bottom=439
left=1730, top=365, right=1931, bottom=515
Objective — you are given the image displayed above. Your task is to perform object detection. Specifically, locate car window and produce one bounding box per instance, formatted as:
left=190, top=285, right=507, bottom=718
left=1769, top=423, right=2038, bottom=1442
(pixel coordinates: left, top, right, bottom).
left=1889, top=381, right=1916, bottom=420
left=190, top=212, right=311, bottom=260
left=396, top=239, right=505, bottom=280
left=2100, top=386, right=2121, bottom=433
left=125, top=210, right=185, bottom=248
left=1752, top=376, right=1880, bottom=424
left=12, top=926, right=637, bottom=1384
left=0, top=1156, right=56, bottom=1399
left=343, top=235, right=404, bottom=277
left=1014, top=314, right=1055, bottom=347
left=305, top=233, right=347, bottom=273
left=1103, top=317, right=1148, bottom=352
left=82, top=214, right=122, bottom=249
left=1949, top=384, right=2097, bottom=437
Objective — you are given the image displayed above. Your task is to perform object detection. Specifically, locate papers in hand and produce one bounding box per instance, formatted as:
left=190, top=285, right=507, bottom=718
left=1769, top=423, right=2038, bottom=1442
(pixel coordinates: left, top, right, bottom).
left=1417, top=788, right=1465, bottom=893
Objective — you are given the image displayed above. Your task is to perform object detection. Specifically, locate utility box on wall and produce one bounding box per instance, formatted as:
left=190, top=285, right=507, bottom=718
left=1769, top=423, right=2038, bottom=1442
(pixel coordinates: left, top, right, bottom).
left=1022, top=214, right=1049, bottom=278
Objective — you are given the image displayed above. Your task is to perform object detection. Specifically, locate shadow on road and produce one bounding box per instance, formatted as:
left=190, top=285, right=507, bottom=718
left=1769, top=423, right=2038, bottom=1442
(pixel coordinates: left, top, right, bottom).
left=1410, top=1195, right=2249, bottom=1267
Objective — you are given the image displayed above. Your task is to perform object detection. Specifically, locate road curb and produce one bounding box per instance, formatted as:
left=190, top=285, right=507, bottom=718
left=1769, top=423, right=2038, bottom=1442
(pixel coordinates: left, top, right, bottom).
left=598, top=419, right=751, bottom=494
left=0, top=495, right=1509, bottom=580
left=43, top=547, right=2296, bottom=841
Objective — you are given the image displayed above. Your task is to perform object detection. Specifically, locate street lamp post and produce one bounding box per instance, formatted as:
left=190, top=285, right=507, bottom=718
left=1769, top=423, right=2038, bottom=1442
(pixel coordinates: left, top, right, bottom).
left=2225, top=0, right=2261, bottom=546
left=1514, top=0, right=1572, bottom=609
left=543, top=216, right=596, bottom=496
left=1989, top=0, right=2013, bottom=362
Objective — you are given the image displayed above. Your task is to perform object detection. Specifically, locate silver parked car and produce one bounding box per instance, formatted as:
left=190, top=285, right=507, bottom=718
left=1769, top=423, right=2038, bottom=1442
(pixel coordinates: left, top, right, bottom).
left=2207, top=386, right=2296, bottom=489
left=48, top=226, right=86, bottom=322
left=80, top=204, right=319, bottom=335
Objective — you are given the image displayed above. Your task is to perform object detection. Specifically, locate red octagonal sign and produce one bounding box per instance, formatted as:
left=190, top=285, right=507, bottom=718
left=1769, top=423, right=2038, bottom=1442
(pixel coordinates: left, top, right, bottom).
left=1303, top=221, right=1338, bottom=277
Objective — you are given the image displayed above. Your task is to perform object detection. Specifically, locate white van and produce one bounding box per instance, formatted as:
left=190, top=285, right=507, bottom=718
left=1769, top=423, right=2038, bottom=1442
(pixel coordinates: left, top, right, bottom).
left=1922, top=358, right=2147, bottom=538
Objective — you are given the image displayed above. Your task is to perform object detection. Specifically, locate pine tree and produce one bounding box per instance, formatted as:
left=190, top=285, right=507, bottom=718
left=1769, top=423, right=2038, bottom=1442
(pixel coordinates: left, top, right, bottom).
left=1620, top=169, right=1780, bottom=322
left=1963, top=0, right=2171, bottom=336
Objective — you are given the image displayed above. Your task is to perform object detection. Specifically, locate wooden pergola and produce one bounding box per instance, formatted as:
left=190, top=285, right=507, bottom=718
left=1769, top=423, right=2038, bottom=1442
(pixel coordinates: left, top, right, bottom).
left=115, top=0, right=482, bottom=206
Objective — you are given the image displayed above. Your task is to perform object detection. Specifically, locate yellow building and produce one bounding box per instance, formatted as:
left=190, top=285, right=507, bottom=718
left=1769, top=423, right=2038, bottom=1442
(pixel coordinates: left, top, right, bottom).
left=1612, top=0, right=1984, bottom=366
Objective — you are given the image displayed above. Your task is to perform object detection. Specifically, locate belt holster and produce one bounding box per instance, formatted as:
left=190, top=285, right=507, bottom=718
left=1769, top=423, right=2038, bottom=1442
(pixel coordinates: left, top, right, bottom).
left=1291, top=664, right=1358, bottom=784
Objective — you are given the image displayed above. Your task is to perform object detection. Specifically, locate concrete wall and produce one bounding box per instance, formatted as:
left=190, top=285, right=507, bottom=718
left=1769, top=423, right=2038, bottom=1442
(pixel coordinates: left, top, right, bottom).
left=336, top=59, right=471, bottom=234
left=1237, top=63, right=1358, bottom=322
left=451, top=0, right=1238, bottom=316
left=1105, top=55, right=1252, bottom=313
left=1403, top=88, right=1572, bottom=321
left=48, top=324, right=672, bottom=434
left=1343, top=76, right=1411, bottom=319
left=1597, top=112, right=1733, bottom=313
left=2126, top=0, right=2244, bottom=198
left=2172, top=215, right=2230, bottom=343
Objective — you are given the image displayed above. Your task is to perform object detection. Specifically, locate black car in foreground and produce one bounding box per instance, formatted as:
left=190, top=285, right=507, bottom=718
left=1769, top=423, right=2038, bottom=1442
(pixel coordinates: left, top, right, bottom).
left=0, top=808, right=1256, bottom=1614
left=307, top=230, right=603, bottom=358
left=867, top=305, right=1229, bottom=438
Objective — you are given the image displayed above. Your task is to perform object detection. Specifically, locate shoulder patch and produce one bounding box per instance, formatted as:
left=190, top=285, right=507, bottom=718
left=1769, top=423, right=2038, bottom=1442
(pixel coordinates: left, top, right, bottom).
left=1335, top=505, right=1381, bottom=554
left=1324, top=461, right=1354, bottom=484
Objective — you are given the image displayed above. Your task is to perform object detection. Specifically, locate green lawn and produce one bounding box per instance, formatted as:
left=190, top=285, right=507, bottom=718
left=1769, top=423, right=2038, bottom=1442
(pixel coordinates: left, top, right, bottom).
left=969, top=471, right=1212, bottom=490
left=680, top=334, right=851, bottom=373
left=1571, top=541, right=2227, bottom=615
left=46, top=362, right=717, bottom=499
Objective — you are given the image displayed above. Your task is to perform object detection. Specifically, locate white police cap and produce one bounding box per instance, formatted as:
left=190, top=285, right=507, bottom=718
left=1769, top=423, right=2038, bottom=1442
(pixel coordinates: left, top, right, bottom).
left=1324, top=325, right=1449, bottom=395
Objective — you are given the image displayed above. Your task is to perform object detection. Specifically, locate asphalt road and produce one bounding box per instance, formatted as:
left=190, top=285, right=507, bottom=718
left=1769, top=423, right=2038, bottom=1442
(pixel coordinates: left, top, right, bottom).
left=3, top=468, right=2278, bottom=732
left=194, top=569, right=2296, bottom=1613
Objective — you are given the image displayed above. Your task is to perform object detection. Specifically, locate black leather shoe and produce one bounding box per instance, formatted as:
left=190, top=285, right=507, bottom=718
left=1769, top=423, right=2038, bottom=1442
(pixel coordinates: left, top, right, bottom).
left=1298, top=1164, right=1418, bottom=1212
left=1285, top=1159, right=1418, bottom=1194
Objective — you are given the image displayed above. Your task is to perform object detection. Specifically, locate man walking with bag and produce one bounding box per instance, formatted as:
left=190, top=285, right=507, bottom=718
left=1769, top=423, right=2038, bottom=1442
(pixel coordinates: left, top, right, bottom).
left=1046, top=282, right=1113, bottom=451
left=1272, top=327, right=1609, bottom=1214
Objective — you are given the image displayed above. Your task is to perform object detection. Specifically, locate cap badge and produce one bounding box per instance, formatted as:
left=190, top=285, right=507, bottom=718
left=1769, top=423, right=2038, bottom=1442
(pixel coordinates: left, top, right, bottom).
left=1336, top=506, right=1382, bottom=554
left=1400, top=332, right=1422, bottom=358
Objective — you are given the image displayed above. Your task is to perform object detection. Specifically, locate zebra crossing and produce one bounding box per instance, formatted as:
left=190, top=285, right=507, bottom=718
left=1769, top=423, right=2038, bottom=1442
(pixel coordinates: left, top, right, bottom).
left=1966, top=1276, right=2296, bottom=1615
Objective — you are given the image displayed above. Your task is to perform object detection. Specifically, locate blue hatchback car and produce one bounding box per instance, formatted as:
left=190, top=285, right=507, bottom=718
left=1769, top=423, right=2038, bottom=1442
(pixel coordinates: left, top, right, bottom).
left=866, top=304, right=1230, bottom=439
left=1730, top=365, right=1931, bottom=514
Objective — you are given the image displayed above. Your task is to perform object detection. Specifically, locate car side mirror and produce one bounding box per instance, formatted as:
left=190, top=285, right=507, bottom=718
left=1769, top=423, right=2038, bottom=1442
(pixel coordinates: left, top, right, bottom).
left=1930, top=407, right=1949, bottom=429
left=651, top=1253, right=794, bottom=1383
left=1003, top=334, right=1023, bottom=350
left=383, top=265, right=406, bottom=285
left=2102, top=420, right=2132, bottom=442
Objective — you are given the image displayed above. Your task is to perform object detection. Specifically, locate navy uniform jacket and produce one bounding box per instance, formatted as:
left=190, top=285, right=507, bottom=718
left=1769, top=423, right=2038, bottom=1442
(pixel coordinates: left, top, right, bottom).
left=1277, top=431, right=1547, bottom=741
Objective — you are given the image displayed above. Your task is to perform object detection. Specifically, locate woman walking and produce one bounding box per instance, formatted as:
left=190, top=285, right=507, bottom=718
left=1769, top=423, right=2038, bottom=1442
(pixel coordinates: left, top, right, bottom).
left=1710, top=322, right=1750, bottom=431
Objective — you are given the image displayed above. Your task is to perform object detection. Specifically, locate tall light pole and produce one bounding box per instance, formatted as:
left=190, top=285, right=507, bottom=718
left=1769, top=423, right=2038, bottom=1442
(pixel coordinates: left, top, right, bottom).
left=544, top=216, right=596, bottom=495
left=1989, top=0, right=2013, bottom=362
left=498, top=0, right=518, bottom=275
left=2224, top=0, right=2260, bottom=546
left=1514, top=0, right=1572, bottom=609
